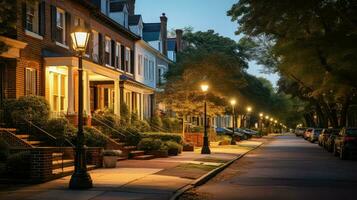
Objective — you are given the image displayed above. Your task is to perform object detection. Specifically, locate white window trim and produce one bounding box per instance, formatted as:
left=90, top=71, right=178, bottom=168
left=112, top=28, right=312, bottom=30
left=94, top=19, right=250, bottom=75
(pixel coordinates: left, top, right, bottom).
left=55, top=41, right=69, bottom=49
left=105, top=36, right=112, bottom=66
left=25, top=30, right=43, bottom=40
left=56, top=7, right=66, bottom=45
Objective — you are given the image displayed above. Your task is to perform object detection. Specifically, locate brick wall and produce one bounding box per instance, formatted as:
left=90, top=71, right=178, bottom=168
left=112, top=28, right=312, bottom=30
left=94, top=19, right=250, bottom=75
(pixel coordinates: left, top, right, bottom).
left=14, top=0, right=137, bottom=99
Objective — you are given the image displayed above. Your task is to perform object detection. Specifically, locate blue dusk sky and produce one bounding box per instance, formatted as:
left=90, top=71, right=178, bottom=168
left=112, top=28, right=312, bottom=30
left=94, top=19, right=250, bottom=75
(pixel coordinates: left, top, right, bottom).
left=136, top=0, right=279, bottom=86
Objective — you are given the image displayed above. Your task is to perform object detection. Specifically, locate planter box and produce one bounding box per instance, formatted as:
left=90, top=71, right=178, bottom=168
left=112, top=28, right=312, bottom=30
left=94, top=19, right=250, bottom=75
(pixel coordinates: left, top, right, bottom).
left=168, top=149, right=179, bottom=156
left=183, top=144, right=194, bottom=152
left=103, top=156, right=118, bottom=168
left=147, top=150, right=168, bottom=158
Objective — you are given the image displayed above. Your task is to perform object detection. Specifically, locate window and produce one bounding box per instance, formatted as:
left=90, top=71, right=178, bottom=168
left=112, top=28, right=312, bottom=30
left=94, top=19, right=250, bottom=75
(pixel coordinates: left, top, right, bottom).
left=51, top=72, right=67, bottom=112
left=56, top=8, right=66, bottom=44
left=25, top=68, right=37, bottom=95
left=115, top=43, right=121, bottom=68
left=150, top=60, right=154, bottom=81
left=26, top=1, right=39, bottom=34
left=105, top=37, right=111, bottom=66
left=125, top=48, right=131, bottom=72
left=92, top=30, right=99, bottom=62
left=144, top=57, right=148, bottom=79
left=138, top=54, right=143, bottom=75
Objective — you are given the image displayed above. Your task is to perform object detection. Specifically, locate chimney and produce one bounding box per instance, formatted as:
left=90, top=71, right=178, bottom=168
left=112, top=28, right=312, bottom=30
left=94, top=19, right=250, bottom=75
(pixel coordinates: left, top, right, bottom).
left=126, top=0, right=135, bottom=15
left=160, top=13, right=168, bottom=56
left=175, top=29, right=183, bottom=52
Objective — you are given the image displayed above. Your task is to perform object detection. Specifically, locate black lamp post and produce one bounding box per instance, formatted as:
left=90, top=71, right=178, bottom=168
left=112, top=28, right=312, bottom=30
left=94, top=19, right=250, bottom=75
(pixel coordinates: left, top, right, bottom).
left=69, top=26, right=93, bottom=189
left=230, top=99, right=237, bottom=145
left=201, top=84, right=211, bottom=154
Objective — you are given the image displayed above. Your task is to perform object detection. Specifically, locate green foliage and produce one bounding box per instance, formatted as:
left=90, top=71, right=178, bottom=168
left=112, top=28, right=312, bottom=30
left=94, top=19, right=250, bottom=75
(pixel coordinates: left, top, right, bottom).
left=137, top=138, right=163, bottom=151
left=6, top=151, right=31, bottom=178
left=0, top=0, right=17, bottom=53
left=0, top=139, right=9, bottom=162
left=6, top=96, right=50, bottom=127
left=120, top=103, right=130, bottom=124
left=150, top=115, right=163, bottom=129
left=228, top=0, right=357, bottom=128
left=164, top=140, right=182, bottom=155
left=82, top=127, right=107, bottom=147
left=141, top=132, right=183, bottom=144
left=44, top=118, right=76, bottom=141
left=161, top=117, right=181, bottom=133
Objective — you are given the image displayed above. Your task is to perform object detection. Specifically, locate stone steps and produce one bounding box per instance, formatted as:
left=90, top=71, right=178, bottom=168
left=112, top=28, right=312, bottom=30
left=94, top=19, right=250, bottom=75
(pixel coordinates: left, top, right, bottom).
left=52, top=159, right=75, bottom=169
left=52, top=165, right=96, bottom=176
left=129, top=150, right=145, bottom=157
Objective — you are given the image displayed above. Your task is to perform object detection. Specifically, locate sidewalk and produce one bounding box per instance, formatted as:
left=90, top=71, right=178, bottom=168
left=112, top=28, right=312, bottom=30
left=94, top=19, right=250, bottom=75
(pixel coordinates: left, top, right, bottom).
left=0, top=137, right=268, bottom=200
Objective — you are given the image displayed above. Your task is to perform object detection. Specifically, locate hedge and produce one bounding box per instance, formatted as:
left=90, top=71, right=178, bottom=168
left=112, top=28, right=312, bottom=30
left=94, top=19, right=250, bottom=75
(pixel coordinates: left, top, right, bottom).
left=140, top=132, right=183, bottom=144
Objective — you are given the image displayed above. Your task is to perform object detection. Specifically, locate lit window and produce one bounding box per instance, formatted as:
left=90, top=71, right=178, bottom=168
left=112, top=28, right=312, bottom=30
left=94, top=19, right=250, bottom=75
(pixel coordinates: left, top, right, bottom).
left=25, top=68, right=37, bottom=95
left=125, top=47, right=130, bottom=72
left=26, top=1, right=39, bottom=34
left=116, top=42, right=120, bottom=68
left=56, top=8, right=66, bottom=44
left=105, top=37, right=111, bottom=66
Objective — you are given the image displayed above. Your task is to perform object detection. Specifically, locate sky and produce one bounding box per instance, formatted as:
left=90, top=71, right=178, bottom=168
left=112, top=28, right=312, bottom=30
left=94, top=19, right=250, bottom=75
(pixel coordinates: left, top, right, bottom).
left=136, top=0, right=279, bottom=86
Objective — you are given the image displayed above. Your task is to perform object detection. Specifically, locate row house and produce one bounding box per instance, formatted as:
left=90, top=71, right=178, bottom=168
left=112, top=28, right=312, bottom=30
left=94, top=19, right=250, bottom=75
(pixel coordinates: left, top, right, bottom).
left=0, top=0, right=151, bottom=123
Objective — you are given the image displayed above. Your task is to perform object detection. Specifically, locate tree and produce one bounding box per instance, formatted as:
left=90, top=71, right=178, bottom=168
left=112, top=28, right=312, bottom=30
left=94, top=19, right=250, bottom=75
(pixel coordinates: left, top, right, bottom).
left=0, top=0, right=18, bottom=54
left=228, top=0, right=357, bottom=128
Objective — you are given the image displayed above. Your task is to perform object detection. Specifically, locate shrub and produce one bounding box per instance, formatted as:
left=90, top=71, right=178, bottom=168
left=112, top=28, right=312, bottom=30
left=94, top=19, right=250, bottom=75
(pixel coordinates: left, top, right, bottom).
left=120, top=103, right=130, bottom=124
left=102, top=150, right=122, bottom=156
left=0, top=139, right=9, bottom=162
left=6, top=151, right=31, bottom=178
left=137, top=138, right=163, bottom=151
left=81, top=127, right=107, bottom=147
left=44, top=118, right=77, bottom=140
left=8, top=96, right=50, bottom=127
left=150, top=115, right=163, bottom=129
left=132, top=119, right=151, bottom=132
left=141, top=132, right=183, bottom=144
left=162, top=117, right=181, bottom=133
left=164, top=141, right=182, bottom=155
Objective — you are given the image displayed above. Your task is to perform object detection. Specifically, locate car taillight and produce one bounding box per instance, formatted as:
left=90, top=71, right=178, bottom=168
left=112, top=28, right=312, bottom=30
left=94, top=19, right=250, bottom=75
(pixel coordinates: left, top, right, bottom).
left=344, top=136, right=356, bottom=142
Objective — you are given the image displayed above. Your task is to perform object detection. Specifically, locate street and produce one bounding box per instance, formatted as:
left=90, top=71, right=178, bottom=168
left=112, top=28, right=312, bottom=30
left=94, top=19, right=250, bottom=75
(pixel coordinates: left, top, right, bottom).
left=180, top=134, right=357, bottom=200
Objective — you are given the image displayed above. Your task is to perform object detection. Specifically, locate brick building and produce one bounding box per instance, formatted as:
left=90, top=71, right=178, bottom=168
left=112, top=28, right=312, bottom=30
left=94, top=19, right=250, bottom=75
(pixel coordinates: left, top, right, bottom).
left=0, top=0, right=173, bottom=122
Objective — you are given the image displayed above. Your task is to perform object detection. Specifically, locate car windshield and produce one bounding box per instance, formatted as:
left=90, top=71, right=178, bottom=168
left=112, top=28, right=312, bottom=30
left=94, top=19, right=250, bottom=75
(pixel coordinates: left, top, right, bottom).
left=315, top=129, right=322, bottom=134
left=346, top=129, right=357, bottom=136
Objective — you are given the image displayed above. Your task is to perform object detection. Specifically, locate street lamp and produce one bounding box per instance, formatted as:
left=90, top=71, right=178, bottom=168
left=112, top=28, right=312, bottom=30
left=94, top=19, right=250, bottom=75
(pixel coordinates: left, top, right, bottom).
left=230, top=99, right=237, bottom=145
left=69, top=26, right=92, bottom=189
left=201, top=84, right=210, bottom=154
left=259, top=113, right=263, bottom=133
left=246, top=106, right=252, bottom=128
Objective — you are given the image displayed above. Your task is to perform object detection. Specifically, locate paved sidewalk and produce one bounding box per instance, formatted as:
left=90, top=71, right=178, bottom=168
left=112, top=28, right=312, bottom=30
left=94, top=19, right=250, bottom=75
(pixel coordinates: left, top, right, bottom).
left=0, top=138, right=267, bottom=200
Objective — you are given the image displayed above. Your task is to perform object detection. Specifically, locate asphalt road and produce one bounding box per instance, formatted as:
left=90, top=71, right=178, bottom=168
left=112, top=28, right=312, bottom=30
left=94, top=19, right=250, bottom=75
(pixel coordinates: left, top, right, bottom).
left=180, top=134, right=357, bottom=200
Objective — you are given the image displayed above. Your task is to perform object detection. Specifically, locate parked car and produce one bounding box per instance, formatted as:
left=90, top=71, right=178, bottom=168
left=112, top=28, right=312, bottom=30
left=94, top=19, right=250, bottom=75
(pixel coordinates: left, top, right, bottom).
left=309, top=128, right=323, bottom=143
left=217, top=127, right=246, bottom=140
left=303, top=128, right=313, bottom=140
left=295, top=128, right=306, bottom=137
left=333, top=128, right=357, bottom=160
left=325, top=132, right=340, bottom=152
left=318, top=128, right=340, bottom=147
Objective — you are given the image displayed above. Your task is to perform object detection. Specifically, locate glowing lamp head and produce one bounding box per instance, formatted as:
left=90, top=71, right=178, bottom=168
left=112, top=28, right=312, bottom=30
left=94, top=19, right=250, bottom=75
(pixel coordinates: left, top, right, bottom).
left=247, top=106, right=252, bottom=112
left=265, top=116, right=269, bottom=119
left=201, top=84, right=209, bottom=92
left=270, top=118, right=273, bottom=121
left=230, top=99, right=236, bottom=106
left=71, top=26, right=90, bottom=52
left=259, top=113, right=263, bottom=117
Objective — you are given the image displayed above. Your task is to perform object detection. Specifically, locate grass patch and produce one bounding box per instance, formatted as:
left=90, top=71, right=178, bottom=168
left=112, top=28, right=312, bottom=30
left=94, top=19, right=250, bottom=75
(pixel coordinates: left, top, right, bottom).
left=195, top=157, right=230, bottom=164
left=175, top=163, right=217, bottom=171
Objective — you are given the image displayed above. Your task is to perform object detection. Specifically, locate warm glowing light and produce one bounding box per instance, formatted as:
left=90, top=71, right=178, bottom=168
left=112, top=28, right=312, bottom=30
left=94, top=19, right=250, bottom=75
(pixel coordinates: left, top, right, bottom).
left=265, top=116, right=269, bottom=119
left=247, top=106, right=252, bottom=112
left=275, top=120, right=278, bottom=123
left=201, top=84, right=209, bottom=92
left=259, top=113, right=263, bottom=117
left=71, top=26, right=90, bottom=52
left=230, top=99, right=236, bottom=106
left=270, top=118, right=273, bottom=121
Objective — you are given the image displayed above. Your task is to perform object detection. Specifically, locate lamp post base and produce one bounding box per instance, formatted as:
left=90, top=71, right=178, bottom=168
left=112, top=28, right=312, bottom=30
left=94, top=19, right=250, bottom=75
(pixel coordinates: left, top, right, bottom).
left=230, top=137, right=236, bottom=145
left=201, top=136, right=211, bottom=154
left=69, top=171, right=93, bottom=189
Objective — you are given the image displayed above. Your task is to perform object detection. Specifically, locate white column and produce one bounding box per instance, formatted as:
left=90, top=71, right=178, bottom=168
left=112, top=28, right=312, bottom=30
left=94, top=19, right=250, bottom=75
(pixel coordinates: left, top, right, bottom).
left=114, top=80, right=120, bottom=116
left=67, top=66, right=74, bottom=114
left=83, top=71, right=91, bottom=116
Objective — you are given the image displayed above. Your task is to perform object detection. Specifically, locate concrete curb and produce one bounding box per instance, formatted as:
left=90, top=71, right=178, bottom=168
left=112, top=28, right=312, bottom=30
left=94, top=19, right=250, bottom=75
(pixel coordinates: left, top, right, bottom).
left=169, top=141, right=265, bottom=200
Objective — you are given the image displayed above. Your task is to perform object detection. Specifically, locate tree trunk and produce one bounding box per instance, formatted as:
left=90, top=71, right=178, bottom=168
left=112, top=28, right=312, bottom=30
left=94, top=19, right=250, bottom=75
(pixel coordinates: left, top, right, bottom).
left=340, top=97, right=351, bottom=128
